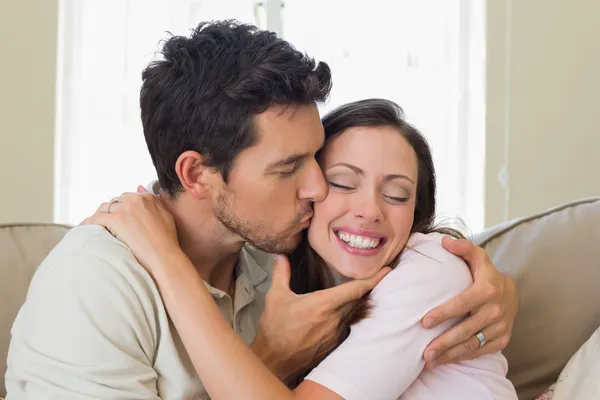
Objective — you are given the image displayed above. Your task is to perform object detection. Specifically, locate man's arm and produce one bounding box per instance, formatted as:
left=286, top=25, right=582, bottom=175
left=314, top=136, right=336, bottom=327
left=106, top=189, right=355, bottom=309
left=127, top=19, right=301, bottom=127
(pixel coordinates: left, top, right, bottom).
left=421, top=237, right=520, bottom=367
left=5, top=251, right=160, bottom=399
left=248, top=254, right=390, bottom=385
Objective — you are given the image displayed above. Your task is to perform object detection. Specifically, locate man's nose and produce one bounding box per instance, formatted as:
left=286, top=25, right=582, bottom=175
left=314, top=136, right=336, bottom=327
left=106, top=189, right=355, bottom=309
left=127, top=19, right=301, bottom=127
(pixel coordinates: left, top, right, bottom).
left=298, top=160, right=328, bottom=203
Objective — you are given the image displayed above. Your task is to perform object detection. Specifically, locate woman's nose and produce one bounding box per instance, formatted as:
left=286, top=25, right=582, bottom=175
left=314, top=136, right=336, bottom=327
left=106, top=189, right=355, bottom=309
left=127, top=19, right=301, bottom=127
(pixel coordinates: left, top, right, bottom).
left=353, top=194, right=383, bottom=222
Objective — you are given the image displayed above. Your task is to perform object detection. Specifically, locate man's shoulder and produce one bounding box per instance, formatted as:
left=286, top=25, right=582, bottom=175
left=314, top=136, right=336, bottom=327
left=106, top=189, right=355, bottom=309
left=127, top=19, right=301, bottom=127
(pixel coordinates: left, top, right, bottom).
left=48, top=224, right=132, bottom=260
left=7, top=230, right=172, bottom=399
left=32, top=225, right=158, bottom=299
left=15, top=225, right=166, bottom=345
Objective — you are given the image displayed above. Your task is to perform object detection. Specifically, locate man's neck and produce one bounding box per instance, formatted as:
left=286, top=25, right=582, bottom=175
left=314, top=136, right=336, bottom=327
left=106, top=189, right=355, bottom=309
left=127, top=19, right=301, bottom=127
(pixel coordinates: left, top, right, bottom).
left=159, top=192, right=245, bottom=295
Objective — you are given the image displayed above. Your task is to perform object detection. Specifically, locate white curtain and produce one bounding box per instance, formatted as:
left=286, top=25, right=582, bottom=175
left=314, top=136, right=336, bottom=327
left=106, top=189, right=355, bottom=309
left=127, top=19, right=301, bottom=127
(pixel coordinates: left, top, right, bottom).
left=56, top=0, right=485, bottom=232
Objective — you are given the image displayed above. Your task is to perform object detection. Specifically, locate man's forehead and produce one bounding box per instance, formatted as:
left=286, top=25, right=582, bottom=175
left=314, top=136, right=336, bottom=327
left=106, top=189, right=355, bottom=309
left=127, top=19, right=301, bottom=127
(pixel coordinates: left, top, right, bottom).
left=232, top=105, right=321, bottom=170
left=253, top=105, right=323, bottom=145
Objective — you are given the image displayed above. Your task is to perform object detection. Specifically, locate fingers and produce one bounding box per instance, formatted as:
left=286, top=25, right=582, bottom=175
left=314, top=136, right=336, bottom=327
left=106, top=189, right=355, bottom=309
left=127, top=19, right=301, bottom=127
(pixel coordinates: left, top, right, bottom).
left=84, top=194, right=134, bottom=225
left=441, top=237, right=487, bottom=268
left=99, top=195, right=129, bottom=214
left=422, top=286, right=486, bottom=329
left=271, top=254, right=292, bottom=290
left=81, top=212, right=116, bottom=236
left=453, top=338, right=507, bottom=363
left=79, top=188, right=165, bottom=245
left=95, top=200, right=117, bottom=215
left=321, top=267, right=391, bottom=311
left=423, top=310, right=488, bottom=363
left=80, top=199, right=120, bottom=225
left=441, top=237, right=474, bottom=258
left=97, top=192, right=154, bottom=214
left=426, top=322, right=508, bottom=368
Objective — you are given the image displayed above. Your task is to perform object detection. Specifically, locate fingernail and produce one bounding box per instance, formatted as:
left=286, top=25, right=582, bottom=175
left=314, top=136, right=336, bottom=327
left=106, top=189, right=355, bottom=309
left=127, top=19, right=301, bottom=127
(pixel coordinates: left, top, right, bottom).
left=423, top=318, right=436, bottom=328
left=271, top=254, right=282, bottom=261
left=425, top=350, right=437, bottom=361
left=426, top=360, right=438, bottom=369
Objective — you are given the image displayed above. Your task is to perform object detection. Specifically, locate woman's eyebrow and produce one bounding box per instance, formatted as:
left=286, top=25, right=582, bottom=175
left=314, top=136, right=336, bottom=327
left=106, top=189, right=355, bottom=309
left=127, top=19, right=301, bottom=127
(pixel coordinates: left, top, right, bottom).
left=328, top=162, right=363, bottom=175
left=329, top=163, right=415, bottom=184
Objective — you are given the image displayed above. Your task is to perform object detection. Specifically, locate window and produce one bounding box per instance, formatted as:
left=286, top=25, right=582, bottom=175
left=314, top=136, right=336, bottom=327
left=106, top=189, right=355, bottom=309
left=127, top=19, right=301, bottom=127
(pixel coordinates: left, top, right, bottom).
left=56, top=0, right=485, bottom=232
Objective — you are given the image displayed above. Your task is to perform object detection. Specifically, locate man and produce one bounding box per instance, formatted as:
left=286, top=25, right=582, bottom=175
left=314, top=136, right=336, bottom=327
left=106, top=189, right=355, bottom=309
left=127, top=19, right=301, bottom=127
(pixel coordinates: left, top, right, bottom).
left=5, top=20, right=518, bottom=399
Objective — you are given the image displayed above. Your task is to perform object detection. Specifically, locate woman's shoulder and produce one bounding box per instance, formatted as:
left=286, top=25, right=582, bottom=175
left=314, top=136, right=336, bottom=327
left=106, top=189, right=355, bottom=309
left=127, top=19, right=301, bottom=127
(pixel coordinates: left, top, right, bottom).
left=405, top=231, right=452, bottom=256
left=401, top=232, right=468, bottom=268
left=372, top=232, right=473, bottom=300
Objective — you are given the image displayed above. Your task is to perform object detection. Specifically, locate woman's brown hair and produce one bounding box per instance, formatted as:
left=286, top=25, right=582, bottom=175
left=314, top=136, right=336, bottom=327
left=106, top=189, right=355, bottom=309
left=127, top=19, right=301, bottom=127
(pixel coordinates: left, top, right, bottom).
left=287, top=98, right=464, bottom=385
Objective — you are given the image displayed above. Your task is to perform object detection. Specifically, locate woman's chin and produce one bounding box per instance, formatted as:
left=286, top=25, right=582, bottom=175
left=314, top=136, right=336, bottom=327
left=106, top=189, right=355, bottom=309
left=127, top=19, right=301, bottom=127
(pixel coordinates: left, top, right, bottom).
left=329, top=265, right=381, bottom=285
left=328, top=267, right=354, bottom=285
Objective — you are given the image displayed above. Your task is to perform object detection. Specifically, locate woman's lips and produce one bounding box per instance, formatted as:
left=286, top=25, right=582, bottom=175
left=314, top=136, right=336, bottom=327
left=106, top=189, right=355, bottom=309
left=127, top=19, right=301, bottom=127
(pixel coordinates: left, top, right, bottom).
left=333, top=229, right=386, bottom=257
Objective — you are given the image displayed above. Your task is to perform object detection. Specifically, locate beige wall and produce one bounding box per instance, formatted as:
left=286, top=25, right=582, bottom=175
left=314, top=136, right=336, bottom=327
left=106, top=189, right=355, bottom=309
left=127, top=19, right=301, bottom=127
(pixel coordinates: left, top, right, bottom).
left=0, top=0, right=59, bottom=224
left=485, top=0, right=600, bottom=226
left=1, top=0, right=598, bottom=226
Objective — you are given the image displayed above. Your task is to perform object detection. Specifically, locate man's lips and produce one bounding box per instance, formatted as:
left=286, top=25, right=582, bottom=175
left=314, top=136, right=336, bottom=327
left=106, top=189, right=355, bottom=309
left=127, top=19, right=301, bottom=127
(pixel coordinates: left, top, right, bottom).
left=300, top=211, right=314, bottom=224
left=300, top=215, right=313, bottom=228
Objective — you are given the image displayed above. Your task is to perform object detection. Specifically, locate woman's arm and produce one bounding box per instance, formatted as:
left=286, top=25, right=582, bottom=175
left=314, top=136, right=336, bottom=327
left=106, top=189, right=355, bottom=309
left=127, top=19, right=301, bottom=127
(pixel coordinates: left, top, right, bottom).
left=84, top=191, right=387, bottom=399
left=153, top=251, right=300, bottom=399
left=154, top=251, right=355, bottom=400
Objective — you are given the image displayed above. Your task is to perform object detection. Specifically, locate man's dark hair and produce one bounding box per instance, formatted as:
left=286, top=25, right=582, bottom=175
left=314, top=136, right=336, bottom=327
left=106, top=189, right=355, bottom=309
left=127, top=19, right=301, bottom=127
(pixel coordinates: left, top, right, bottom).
left=140, top=20, right=332, bottom=196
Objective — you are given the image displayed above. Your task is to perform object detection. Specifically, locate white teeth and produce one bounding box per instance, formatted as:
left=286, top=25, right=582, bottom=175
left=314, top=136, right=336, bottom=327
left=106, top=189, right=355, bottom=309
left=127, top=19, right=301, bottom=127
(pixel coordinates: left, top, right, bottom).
left=336, top=231, right=381, bottom=249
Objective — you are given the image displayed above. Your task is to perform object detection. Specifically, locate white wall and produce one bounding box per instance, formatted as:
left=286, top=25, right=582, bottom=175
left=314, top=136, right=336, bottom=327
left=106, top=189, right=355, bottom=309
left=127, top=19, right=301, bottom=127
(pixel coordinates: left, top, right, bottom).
left=485, top=0, right=600, bottom=226
left=1, top=0, right=599, bottom=227
left=0, top=0, right=58, bottom=223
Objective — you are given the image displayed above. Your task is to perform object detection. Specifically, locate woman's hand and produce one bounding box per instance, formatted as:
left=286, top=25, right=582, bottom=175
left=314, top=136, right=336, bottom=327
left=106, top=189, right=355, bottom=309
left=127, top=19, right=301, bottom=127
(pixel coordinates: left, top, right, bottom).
left=82, top=186, right=182, bottom=276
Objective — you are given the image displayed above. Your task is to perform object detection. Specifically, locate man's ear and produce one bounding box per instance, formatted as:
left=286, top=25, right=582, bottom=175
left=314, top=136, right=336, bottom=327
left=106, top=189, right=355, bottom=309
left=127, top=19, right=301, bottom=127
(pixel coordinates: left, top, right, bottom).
left=175, top=150, right=219, bottom=200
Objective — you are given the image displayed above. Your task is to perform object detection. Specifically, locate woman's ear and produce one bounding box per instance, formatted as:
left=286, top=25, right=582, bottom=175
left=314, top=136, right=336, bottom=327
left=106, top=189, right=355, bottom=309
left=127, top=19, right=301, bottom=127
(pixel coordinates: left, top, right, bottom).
left=175, top=150, right=215, bottom=200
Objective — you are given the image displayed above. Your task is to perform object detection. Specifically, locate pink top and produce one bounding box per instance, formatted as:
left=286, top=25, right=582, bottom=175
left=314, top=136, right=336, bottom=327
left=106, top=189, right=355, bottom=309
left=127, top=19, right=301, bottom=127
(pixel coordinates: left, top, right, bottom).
left=305, top=233, right=517, bottom=400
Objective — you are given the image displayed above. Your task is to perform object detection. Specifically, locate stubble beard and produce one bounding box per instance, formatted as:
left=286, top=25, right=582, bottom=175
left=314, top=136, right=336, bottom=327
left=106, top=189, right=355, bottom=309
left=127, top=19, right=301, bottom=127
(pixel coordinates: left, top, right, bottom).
left=214, top=188, right=309, bottom=254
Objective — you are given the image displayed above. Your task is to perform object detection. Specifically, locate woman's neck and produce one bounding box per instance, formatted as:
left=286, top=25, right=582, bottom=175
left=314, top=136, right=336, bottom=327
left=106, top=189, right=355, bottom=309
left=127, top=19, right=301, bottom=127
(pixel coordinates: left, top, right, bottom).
left=328, top=267, right=353, bottom=286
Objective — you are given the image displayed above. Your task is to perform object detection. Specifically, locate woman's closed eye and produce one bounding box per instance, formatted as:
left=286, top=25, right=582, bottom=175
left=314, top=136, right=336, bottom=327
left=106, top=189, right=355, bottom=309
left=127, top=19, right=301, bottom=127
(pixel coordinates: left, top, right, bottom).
left=383, top=194, right=410, bottom=204
left=329, top=181, right=410, bottom=204
left=328, top=181, right=355, bottom=191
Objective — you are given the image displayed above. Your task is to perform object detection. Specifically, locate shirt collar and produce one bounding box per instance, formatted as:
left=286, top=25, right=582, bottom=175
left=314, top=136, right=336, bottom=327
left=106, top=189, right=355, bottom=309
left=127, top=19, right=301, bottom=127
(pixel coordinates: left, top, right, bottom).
left=238, top=245, right=269, bottom=288
left=145, top=180, right=270, bottom=294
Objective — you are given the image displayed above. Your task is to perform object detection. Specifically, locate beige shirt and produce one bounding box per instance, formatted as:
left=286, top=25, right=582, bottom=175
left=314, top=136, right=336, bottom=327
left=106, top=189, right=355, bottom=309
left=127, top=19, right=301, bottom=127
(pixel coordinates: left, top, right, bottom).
left=5, top=225, right=273, bottom=400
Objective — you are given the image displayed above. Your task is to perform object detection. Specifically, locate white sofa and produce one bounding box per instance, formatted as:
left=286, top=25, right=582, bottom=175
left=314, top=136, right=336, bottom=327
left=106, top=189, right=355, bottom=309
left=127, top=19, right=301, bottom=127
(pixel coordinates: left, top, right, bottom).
left=2, top=197, right=600, bottom=399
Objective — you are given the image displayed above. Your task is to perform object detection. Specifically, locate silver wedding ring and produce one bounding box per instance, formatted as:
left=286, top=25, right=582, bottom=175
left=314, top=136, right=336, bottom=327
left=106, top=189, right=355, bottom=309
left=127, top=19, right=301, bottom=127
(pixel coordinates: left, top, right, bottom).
left=107, top=197, right=120, bottom=214
left=476, top=331, right=486, bottom=348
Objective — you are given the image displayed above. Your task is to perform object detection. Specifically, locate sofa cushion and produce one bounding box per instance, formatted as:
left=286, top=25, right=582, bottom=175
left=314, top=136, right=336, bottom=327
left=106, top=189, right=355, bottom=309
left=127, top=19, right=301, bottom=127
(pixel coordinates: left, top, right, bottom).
left=0, top=223, right=70, bottom=396
left=2, top=199, right=600, bottom=398
left=474, top=197, right=600, bottom=400
left=551, top=322, right=600, bottom=399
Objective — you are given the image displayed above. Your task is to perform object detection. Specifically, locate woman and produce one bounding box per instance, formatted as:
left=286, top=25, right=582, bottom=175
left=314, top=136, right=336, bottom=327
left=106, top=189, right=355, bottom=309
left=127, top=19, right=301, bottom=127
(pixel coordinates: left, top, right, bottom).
left=88, top=99, right=517, bottom=399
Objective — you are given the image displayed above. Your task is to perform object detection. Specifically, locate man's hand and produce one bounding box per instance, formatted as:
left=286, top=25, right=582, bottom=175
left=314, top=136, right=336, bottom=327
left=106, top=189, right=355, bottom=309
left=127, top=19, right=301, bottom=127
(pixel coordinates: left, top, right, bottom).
left=421, top=237, right=519, bottom=368
left=252, top=255, right=390, bottom=382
